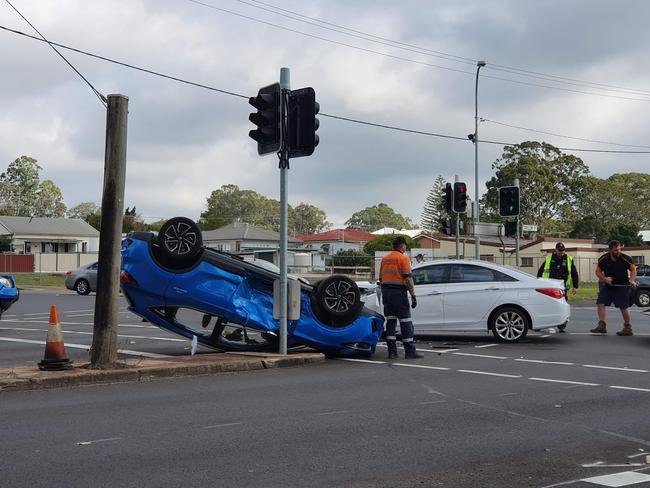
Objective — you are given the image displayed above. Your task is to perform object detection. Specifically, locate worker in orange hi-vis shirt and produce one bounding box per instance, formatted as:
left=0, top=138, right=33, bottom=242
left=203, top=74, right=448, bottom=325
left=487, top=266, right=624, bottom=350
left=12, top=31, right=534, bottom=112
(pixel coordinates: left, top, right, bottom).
left=379, top=236, right=423, bottom=359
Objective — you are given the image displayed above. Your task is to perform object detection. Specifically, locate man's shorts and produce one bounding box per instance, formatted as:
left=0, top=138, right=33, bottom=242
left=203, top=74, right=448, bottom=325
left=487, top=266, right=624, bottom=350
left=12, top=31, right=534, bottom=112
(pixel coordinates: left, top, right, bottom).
left=597, top=285, right=631, bottom=309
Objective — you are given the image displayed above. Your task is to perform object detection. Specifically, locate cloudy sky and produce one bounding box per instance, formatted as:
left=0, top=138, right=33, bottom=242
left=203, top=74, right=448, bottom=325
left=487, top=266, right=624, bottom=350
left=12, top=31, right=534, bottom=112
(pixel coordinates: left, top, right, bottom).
left=1, top=0, right=649, bottom=228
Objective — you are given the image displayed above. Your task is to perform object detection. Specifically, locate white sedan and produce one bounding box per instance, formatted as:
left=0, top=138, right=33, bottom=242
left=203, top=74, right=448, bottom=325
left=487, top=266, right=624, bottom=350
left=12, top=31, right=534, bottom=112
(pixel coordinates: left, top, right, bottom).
left=365, top=260, right=570, bottom=343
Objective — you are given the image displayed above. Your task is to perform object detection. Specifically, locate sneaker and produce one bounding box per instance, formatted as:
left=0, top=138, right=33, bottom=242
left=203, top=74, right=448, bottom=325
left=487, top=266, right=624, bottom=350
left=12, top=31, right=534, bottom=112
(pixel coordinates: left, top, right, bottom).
left=616, top=324, right=633, bottom=336
left=404, top=352, right=424, bottom=359
left=590, top=320, right=607, bottom=334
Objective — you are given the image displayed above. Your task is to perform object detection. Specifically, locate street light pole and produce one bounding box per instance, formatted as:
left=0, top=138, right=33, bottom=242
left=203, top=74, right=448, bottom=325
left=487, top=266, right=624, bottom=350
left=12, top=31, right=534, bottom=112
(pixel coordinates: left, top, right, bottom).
left=474, top=60, right=486, bottom=260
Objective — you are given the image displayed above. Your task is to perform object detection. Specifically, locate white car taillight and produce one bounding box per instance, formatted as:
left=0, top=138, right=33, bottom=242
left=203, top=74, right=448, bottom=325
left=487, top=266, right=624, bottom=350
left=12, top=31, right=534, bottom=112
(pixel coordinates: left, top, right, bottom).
left=536, top=288, right=565, bottom=299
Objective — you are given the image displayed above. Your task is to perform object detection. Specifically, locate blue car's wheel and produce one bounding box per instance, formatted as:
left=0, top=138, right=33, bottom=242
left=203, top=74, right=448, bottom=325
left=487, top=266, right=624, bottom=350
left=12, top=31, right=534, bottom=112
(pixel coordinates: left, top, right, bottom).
left=312, top=276, right=362, bottom=327
left=157, top=217, right=203, bottom=268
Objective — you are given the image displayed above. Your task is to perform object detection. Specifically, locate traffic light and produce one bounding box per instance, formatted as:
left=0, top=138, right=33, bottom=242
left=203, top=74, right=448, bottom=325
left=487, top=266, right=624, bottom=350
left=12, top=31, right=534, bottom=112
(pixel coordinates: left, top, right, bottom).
left=499, top=186, right=520, bottom=217
left=453, top=182, right=468, bottom=213
left=287, top=87, right=319, bottom=158
left=248, top=83, right=281, bottom=155
left=444, top=183, right=453, bottom=212
left=504, top=220, right=518, bottom=237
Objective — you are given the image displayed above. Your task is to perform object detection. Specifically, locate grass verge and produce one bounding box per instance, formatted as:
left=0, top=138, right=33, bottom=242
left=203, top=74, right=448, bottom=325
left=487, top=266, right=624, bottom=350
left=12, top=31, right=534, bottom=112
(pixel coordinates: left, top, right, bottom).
left=11, top=273, right=66, bottom=287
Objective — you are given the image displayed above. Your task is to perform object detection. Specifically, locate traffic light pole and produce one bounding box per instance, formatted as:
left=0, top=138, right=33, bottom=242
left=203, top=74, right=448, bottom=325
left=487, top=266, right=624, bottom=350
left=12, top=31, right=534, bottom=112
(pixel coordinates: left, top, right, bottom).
left=278, top=67, right=290, bottom=355
left=455, top=174, right=460, bottom=259
left=515, top=178, right=520, bottom=267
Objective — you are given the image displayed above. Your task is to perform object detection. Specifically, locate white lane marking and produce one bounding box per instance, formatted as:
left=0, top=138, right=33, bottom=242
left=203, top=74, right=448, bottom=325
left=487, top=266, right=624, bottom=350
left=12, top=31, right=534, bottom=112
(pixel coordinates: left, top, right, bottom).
left=453, top=352, right=509, bottom=360
left=204, top=422, right=243, bottom=429
left=496, top=392, right=518, bottom=397
left=317, top=410, right=349, bottom=416
left=0, top=326, right=185, bottom=342
left=430, top=348, right=459, bottom=353
left=457, top=370, right=522, bottom=378
left=582, top=462, right=645, bottom=468
left=474, top=344, right=499, bottom=348
left=539, top=334, right=551, bottom=338
left=610, top=386, right=650, bottom=393
left=529, top=377, right=599, bottom=386
left=339, top=358, right=386, bottom=364
left=22, top=313, right=50, bottom=316
left=417, top=400, right=447, bottom=405
left=392, top=363, right=450, bottom=371
left=584, top=364, right=649, bottom=373
left=76, top=437, right=121, bottom=445
left=627, top=453, right=649, bottom=459
left=7, top=319, right=158, bottom=329
left=581, top=471, right=650, bottom=485
left=62, top=309, right=94, bottom=313
left=66, top=314, right=94, bottom=317
left=0, top=337, right=170, bottom=358
left=515, top=359, right=575, bottom=366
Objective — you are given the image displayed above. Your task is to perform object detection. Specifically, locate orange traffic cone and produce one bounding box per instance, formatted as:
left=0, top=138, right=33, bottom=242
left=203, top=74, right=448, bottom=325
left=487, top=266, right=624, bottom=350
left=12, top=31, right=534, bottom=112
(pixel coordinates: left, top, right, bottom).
left=38, top=305, right=73, bottom=371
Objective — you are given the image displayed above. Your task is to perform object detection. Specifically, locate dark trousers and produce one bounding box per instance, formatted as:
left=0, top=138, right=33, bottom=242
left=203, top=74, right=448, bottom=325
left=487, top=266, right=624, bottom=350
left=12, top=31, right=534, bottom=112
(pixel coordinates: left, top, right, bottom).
left=382, top=286, right=416, bottom=354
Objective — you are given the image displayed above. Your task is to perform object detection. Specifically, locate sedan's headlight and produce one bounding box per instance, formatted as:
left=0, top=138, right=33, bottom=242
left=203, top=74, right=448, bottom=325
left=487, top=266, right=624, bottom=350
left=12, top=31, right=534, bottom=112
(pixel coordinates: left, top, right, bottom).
left=0, top=277, right=13, bottom=288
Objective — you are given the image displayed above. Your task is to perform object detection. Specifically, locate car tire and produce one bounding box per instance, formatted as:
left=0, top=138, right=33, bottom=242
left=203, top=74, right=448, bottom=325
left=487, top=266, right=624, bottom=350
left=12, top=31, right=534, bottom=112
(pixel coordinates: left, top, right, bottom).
left=490, top=306, right=529, bottom=343
left=157, top=217, right=203, bottom=268
left=75, top=279, right=91, bottom=296
left=311, top=275, right=363, bottom=326
left=636, top=289, right=650, bottom=308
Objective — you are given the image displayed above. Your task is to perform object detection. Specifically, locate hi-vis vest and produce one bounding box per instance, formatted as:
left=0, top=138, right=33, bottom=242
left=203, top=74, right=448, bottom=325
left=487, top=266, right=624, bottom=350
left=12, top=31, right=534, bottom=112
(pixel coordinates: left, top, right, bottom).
left=542, top=254, right=573, bottom=288
left=379, top=250, right=411, bottom=286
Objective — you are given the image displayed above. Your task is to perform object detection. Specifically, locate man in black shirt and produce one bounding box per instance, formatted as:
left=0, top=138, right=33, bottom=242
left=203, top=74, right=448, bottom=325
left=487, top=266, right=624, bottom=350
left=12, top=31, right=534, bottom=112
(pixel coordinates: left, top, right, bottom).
left=590, top=240, right=638, bottom=336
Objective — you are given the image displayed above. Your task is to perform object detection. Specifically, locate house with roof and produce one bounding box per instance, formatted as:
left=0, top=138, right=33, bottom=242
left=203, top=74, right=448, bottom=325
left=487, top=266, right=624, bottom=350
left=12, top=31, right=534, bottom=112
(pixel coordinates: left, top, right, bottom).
left=202, top=222, right=302, bottom=266
left=295, top=229, right=376, bottom=255
left=0, top=216, right=99, bottom=254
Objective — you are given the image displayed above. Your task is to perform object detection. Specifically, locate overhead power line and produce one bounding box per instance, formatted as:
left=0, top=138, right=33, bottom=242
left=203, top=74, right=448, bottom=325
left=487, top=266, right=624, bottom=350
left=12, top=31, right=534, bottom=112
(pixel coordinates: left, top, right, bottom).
left=3, top=0, right=107, bottom=107
left=2, top=24, right=650, bottom=154
left=481, top=118, right=650, bottom=149
left=229, top=0, right=650, bottom=98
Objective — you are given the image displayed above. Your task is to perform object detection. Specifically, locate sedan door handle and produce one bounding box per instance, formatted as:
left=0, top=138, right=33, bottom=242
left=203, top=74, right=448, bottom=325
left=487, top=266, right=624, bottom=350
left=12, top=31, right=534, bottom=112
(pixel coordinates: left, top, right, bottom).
left=424, top=290, right=441, bottom=296
left=172, top=286, right=188, bottom=295
left=484, top=286, right=501, bottom=291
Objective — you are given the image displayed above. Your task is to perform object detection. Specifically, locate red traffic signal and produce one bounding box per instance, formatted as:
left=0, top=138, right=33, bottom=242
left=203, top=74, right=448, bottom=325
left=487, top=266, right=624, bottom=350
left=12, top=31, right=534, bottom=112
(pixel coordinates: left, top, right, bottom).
left=453, top=182, right=468, bottom=213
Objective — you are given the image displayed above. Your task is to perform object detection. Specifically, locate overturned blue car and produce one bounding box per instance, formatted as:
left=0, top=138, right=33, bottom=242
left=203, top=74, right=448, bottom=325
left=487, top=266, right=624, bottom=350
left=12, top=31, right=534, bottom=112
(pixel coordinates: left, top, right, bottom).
left=0, top=274, right=19, bottom=319
left=120, top=217, right=383, bottom=356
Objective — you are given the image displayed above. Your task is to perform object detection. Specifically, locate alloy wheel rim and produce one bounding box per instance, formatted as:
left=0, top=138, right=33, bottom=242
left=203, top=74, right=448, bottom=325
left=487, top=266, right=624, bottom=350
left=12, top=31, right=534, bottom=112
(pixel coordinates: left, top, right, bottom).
left=494, top=311, right=525, bottom=341
left=323, top=281, right=356, bottom=313
left=77, top=281, right=88, bottom=293
left=640, top=293, right=650, bottom=306
left=164, top=222, right=197, bottom=256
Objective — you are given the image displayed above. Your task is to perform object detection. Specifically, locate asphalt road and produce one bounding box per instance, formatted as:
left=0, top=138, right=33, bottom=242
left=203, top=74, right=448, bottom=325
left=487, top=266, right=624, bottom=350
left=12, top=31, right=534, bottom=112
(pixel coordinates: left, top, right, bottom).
left=2, top=291, right=650, bottom=487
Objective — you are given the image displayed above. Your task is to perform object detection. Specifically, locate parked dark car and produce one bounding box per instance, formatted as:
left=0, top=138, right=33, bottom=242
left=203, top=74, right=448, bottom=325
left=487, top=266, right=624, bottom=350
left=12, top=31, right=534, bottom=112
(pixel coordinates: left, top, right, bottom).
left=65, top=262, right=98, bottom=295
left=635, top=275, right=650, bottom=307
left=0, top=274, right=19, bottom=318
left=119, top=217, right=384, bottom=356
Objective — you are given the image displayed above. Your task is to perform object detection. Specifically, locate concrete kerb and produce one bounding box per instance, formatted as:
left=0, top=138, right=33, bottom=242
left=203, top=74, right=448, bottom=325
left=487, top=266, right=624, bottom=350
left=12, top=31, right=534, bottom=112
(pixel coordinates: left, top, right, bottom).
left=0, top=352, right=325, bottom=392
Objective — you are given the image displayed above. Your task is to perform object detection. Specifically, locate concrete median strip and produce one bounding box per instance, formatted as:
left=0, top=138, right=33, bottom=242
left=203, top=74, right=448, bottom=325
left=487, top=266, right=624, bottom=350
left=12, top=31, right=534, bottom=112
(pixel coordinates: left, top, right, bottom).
left=0, top=351, right=325, bottom=392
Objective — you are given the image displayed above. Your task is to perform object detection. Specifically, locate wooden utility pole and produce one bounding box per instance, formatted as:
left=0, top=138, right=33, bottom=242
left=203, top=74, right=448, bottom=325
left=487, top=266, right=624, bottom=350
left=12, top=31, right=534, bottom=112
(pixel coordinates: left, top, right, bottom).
left=91, top=94, right=128, bottom=368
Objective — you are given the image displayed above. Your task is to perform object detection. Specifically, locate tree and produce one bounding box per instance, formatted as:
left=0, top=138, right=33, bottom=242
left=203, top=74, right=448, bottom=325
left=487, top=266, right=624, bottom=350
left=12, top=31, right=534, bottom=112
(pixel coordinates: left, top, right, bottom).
left=363, top=234, right=416, bottom=255
left=608, top=223, right=643, bottom=247
left=345, top=203, right=414, bottom=232
left=0, top=235, right=11, bottom=252
left=0, top=156, right=44, bottom=216
left=33, top=179, right=66, bottom=218
left=290, top=203, right=330, bottom=235
left=481, top=142, right=590, bottom=234
left=199, top=184, right=330, bottom=233
left=421, top=175, right=447, bottom=233
left=67, top=202, right=99, bottom=219
left=123, top=207, right=147, bottom=233
left=199, top=184, right=266, bottom=230
left=331, top=249, right=371, bottom=268
left=146, top=219, right=167, bottom=232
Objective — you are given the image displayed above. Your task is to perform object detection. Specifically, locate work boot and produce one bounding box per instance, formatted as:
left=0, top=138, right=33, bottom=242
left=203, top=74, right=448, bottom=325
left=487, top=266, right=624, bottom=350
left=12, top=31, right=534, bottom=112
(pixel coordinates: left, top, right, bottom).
left=404, top=351, right=424, bottom=359
left=590, top=320, right=607, bottom=334
left=616, top=324, right=633, bottom=336
left=387, top=351, right=399, bottom=359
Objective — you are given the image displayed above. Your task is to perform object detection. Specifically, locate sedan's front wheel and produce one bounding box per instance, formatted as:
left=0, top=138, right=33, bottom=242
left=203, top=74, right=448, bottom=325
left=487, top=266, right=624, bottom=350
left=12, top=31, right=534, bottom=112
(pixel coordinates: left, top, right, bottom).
left=636, top=289, right=650, bottom=308
left=490, top=307, right=529, bottom=343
